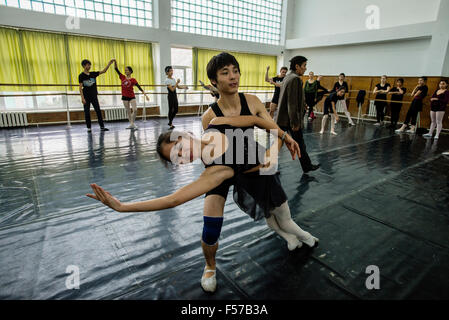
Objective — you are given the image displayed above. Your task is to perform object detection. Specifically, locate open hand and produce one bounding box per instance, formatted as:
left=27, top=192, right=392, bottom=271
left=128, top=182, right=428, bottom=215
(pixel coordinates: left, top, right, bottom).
left=86, top=183, right=123, bottom=212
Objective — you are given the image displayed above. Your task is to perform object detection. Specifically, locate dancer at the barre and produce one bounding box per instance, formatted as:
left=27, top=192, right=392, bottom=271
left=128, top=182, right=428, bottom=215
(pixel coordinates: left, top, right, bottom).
left=265, top=66, right=288, bottom=118
left=331, top=73, right=354, bottom=126
left=423, top=79, right=449, bottom=140
left=199, top=80, right=220, bottom=101
left=372, top=75, right=391, bottom=126
left=87, top=115, right=318, bottom=290
left=320, top=87, right=345, bottom=135
left=304, top=72, right=329, bottom=121
left=79, top=59, right=114, bottom=132
left=114, top=60, right=149, bottom=130
left=387, top=78, right=407, bottom=129
left=396, top=77, right=428, bottom=134
left=165, top=66, right=188, bottom=129
left=273, top=55, right=321, bottom=174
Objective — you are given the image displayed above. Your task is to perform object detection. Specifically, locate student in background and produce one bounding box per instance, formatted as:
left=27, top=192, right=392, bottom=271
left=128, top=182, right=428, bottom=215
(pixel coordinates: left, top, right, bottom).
left=266, top=66, right=288, bottom=118
left=372, top=75, right=391, bottom=126
left=165, top=66, right=188, bottom=129
left=331, top=73, right=354, bottom=126
left=304, top=72, right=329, bottom=121
left=396, top=77, right=428, bottom=134
left=320, top=87, right=345, bottom=135
left=114, top=60, right=149, bottom=130
left=387, top=78, right=406, bottom=129
left=423, top=79, right=449, bottom=140
left=79, top=58, right=114, bottom=132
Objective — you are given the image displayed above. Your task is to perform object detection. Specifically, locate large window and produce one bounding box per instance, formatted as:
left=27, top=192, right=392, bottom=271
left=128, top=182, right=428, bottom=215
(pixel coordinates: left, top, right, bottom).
left=1, top=0, right=153, bottom=27
left=171, top=0, right=283, bottom=45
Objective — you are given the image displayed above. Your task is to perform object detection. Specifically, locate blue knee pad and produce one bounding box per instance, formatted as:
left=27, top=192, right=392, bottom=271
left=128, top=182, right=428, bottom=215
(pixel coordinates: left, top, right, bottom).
left=202, top=216, right=223, bottom=245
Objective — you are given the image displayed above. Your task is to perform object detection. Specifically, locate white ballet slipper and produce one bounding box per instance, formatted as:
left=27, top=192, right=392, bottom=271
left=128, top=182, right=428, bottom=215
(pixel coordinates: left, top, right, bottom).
left=201, top=267, right=217, bottom=293
left=299, top=232, right=319, bottom=248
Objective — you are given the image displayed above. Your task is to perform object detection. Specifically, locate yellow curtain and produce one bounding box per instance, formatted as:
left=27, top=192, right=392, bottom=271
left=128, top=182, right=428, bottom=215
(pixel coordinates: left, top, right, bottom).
left=123, top=41, right=154, bottom=90
left=21, top=30, right=69, bottom=91
left=0, top=27, right=154, bottom=93
left=0, top=28, right=29, bottom=91
left=67, top=35, right=125, bottom=92
left=195, top=48, right=277, bottom=90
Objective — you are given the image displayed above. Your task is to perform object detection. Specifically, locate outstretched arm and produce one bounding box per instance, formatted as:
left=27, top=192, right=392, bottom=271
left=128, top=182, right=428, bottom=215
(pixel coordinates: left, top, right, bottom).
left=87, top=167, right=234, bottom=212
left=99, top=59, right=115, bottom=75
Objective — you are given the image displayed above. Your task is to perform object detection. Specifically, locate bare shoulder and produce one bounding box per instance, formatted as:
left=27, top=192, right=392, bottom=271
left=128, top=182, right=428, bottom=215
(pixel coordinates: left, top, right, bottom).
left=244, top=93, right=270, bottom=116
left=201, top=107, right=216, bottom=129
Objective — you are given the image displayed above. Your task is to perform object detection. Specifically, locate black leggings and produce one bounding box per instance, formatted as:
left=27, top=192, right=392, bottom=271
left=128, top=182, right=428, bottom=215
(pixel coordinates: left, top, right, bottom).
left=390, top=103, right=402, bottom=126
left=280, top=126, right=312, bottom=172
left=305, top=92, right=316, bottom=117
left=167, top=92, right=179, bottom=125
left=404, top=100, right=422, bottom=126
left=83, top=96, right=104, bottom=129
left=375, top=102, right=386, bottom=123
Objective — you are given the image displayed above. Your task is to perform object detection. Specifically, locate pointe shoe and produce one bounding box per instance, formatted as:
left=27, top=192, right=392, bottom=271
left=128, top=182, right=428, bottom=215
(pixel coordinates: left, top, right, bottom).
left=422, top=133, right=432, bottom=138
left=300, top=233, right=319, bottom=248
left=406, top=126, right=416, bottom=134
left=395, top=125, right=407, bottom=133
left=434, top=136, right=439, bottom=140
left=201, top=267, right=217, bottom=293
left=319, top=130, right=324, bottom=135
left=287, top=237, right=303, bottom=251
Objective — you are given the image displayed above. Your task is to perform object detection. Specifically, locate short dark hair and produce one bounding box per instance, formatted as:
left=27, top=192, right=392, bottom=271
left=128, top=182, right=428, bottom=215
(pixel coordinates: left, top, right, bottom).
left=206, top=52, right=241, bottom=84
left=81, top=59, right=91, bottom=67
left=397, top=78, right=404, bottom=84
left=339, top=73, right=346, bottom=77
left=382, top=75, right=387, bottom=78
left=165, top=66, right=173, bottom=74
left=126, top=66, right=133, bottom=74
left=440, top=79, right=449, bottom=85
left=280, top=66, right=288, bottom=72
left=289, top=56, right=307, bottom=71
left=419, top=76, right=428, bottom=81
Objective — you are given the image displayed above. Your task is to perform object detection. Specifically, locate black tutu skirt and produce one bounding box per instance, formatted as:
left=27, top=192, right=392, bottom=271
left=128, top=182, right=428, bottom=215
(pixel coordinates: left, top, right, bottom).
left=232, top=171, right=288, bottom=221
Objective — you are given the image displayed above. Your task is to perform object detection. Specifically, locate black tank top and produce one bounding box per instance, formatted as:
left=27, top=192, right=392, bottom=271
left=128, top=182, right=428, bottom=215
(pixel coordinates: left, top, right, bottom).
left=210, top=92, right=252, bottom=117
left=205, top=93, right=263, bottom=172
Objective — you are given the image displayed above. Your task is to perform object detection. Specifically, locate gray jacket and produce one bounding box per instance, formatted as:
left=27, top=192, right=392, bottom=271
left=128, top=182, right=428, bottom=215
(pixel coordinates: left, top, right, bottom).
left=276, top=71, right=305, bottom=129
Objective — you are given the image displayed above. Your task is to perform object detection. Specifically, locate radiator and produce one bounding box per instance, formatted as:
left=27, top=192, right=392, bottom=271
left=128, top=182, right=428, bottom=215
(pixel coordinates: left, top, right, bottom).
left=0, top=112, right=28, bottom=128
left=367, top=100, right=377, bottom=117
left=104, top=108, right=129, bottom=121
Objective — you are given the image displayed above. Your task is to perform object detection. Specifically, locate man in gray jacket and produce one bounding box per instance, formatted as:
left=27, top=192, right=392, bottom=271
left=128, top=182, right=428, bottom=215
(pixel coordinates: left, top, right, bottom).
left=274, top=55, right=320, bottom=173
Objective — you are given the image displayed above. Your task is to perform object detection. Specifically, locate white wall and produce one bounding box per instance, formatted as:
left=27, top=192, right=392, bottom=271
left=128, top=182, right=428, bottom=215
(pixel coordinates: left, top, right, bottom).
left=287, top=0, right=441, bottom=39
left=289, top=38, right=431, bottom=76
left=285, top=0, right=449, bottom=77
